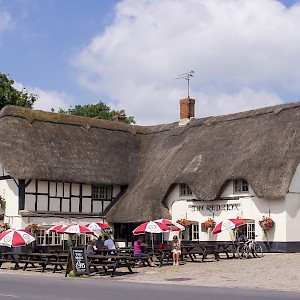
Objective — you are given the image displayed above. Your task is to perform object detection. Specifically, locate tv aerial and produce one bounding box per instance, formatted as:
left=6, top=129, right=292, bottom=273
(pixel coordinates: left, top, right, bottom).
left=176, top=70, right=195, bottom=98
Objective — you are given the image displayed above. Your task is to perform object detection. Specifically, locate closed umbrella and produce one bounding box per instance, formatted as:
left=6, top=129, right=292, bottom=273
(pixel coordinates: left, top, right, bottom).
left=0, top=229, right=35, bottom=247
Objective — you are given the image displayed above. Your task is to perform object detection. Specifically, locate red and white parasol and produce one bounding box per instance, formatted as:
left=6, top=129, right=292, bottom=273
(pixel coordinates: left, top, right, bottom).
left=46, top=224, right=68, bottom=234
left=57, top=224, right=97, bottom=236
left=133, top=221, right=170, bottom=235
left=85, top=222, right=111, bottom=232
left=0, top=229, right=35, bottom=247
left=154, top=219, right=185, bottom=231
left=212, top=218, right=245, bottom=235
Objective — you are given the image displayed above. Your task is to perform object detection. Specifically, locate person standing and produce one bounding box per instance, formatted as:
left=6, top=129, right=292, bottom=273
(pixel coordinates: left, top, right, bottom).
left=170, top=235, right=181, bottom=266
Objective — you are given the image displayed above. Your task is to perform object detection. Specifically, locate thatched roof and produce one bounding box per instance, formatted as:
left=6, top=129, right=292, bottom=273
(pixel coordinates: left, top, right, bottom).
left=2, top=102, right=300, bottom=223
left=107, top=101, right=300, bottom=223
left=0, top=106, right=144, bottom=185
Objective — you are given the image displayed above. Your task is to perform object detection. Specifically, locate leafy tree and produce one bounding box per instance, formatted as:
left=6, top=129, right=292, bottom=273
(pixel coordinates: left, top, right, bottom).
left=0, top=73, right=37, bottom=110
left=58, top=101, right=135, bottom=124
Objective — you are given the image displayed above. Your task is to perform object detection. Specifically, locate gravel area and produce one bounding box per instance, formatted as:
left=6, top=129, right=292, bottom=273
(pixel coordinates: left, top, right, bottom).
left=0, top=253, right=299, bottom=292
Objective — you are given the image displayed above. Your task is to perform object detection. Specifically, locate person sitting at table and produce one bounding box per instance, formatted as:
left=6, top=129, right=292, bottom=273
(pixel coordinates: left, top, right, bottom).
left=170, top=235, right=181, bottom=266
left=103, top=235, right=116, bottom=250
left=134, top=236, right=156, bottom=267
left=95, top=236, right=105, bottom=250
left=86, top=238, right=97, bottom=255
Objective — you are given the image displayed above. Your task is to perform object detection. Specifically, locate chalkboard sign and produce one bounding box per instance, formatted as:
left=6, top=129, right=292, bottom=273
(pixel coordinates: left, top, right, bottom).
left=65, top=247, right=89, bottom=277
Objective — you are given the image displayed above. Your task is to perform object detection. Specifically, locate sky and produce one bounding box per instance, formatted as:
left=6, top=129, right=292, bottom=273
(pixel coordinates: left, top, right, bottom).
left=1, top=0, right=300, bottom=125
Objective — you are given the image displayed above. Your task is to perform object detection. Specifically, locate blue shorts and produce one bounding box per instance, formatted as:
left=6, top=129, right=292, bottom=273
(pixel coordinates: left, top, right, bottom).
left=134, top=253, right=150, bottom=258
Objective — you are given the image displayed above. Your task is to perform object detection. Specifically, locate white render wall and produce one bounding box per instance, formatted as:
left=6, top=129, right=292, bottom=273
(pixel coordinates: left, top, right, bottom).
left=0, top=164, right=21, bottom=229
left=166, top=181, right=286, bottom=242
left=286, top=163, right=300, bottom=242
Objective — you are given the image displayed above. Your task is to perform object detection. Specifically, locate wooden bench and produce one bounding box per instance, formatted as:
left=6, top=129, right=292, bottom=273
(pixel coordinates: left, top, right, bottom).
left=0, top=252, right=21, bottom=269
left=18, top=253, right=48, bottom=272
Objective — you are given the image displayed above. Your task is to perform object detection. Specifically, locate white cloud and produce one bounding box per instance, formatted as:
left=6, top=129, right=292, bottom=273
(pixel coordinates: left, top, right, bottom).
left=14, top=81, right=73, bottom=112
left=73, top=0, right=300, bottom=125
left=0, top=10, right=14, bottom=33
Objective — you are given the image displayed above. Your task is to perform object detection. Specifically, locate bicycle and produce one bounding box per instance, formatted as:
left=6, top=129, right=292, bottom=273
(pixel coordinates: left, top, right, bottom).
left=237, top=237, right=263, bottom=259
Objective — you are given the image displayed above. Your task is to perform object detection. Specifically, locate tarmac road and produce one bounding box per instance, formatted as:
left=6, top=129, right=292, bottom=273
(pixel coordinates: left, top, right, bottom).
left=0, top=253, right=299, bottom=297
left=0, top=272, right=299, bottom=300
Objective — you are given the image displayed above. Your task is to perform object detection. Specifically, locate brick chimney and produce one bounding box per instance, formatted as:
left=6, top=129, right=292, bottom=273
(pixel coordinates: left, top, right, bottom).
left=179, top=98, right=195, bottom=125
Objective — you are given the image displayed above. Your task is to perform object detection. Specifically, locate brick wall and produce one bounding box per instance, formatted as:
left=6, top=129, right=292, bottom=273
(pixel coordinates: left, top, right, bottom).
left=180, top=98, right=195, bottom=119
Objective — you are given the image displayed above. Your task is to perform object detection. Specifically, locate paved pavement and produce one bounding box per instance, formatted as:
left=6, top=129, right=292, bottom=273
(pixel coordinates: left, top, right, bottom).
left=113, top=253, right=300, bottom=292
left=0, top=253, right=299, bottom=292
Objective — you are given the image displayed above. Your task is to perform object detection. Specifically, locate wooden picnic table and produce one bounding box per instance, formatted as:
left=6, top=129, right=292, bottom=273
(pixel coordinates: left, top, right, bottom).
left=181, top=244, right=219, bottom=262
left=0, top=252, right=68, bottom=273
left=95, top=248, right=134, bottom=256
left=215, top=242, right=238, bottom=259
left=0, top=252, right=21, bottom=269
left=87, top=254, right=136, bottom=277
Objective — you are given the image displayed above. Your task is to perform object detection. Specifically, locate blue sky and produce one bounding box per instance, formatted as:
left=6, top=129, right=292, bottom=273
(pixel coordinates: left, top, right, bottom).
left=0, top=0, right=300, bottom=124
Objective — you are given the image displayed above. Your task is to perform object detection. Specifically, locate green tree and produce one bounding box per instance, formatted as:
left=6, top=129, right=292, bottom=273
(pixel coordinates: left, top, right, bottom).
left=0, top=73, right=38, bottom=110
left=58, top=101, right=135, bottom=124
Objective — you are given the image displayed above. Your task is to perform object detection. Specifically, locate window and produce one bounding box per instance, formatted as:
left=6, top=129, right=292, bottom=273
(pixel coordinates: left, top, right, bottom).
left=36, top=229, right=62, bottom=246
left=234, top=179, right=249, bottom=193
left=92, top=185, right=113, bottom=199
left=180, top=184, right=193, bottom=196
left=192, top=224, right=199, bottom=240
left=236, top=222, right=255, bottom=240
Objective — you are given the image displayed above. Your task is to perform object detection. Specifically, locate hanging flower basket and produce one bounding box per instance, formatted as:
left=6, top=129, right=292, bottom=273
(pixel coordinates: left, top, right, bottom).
left=0, top=222, right=10, bottom=233
left=102, top=225, right=113, bottom=235
left=176, top=218, right=191, bottom=228
left=26, top=223, right=40, bottom=235
left=201, top=218, right=216, bottom=232
left=258, top=216, right=275, bottom=234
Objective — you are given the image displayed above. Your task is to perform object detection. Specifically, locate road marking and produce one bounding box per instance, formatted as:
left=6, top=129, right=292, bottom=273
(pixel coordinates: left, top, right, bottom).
left=0, top=294, right=19, bottom=298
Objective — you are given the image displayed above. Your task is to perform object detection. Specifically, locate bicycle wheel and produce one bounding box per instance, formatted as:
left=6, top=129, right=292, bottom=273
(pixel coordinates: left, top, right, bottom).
left=253, top=243, right=263, bottom=258
left=237, top=243, right=249, bottom=259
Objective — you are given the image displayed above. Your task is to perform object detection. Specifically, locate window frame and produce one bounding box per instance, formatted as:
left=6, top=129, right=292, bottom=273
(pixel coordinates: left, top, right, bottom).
left=180, top=183, right=193, bottom=196
left=192, top=223, right=199, bottom=241
left=92, top=185, right=113, bottom=200
left=234, top=179, right=249, bottom=193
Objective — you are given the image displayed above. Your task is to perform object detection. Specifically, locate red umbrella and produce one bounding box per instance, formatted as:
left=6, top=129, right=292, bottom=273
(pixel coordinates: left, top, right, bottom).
left=85, top=222, right=111, bottom=231
left=133, top=221, right=170, bottom=235
left=212, top=218, right=245, bottom=235
left=0, top=229, right=35, bottom=247
left=57, top=224, right=97, bottom=236
left=46, top=224, right=68, bottom=234
left=154, top=219, right=185, bottom=231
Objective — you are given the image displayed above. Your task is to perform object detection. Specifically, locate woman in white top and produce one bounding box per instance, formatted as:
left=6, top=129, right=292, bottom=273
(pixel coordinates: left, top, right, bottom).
left=170, top=235, right=181, bottom=266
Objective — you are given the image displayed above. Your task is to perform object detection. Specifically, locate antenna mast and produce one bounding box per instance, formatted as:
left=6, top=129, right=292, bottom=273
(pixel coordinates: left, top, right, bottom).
left=176, top=70, right=195, bottom=98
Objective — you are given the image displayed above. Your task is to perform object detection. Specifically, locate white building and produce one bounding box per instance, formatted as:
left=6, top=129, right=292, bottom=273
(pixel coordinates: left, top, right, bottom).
left=1, top=100, right=300, bottom=252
